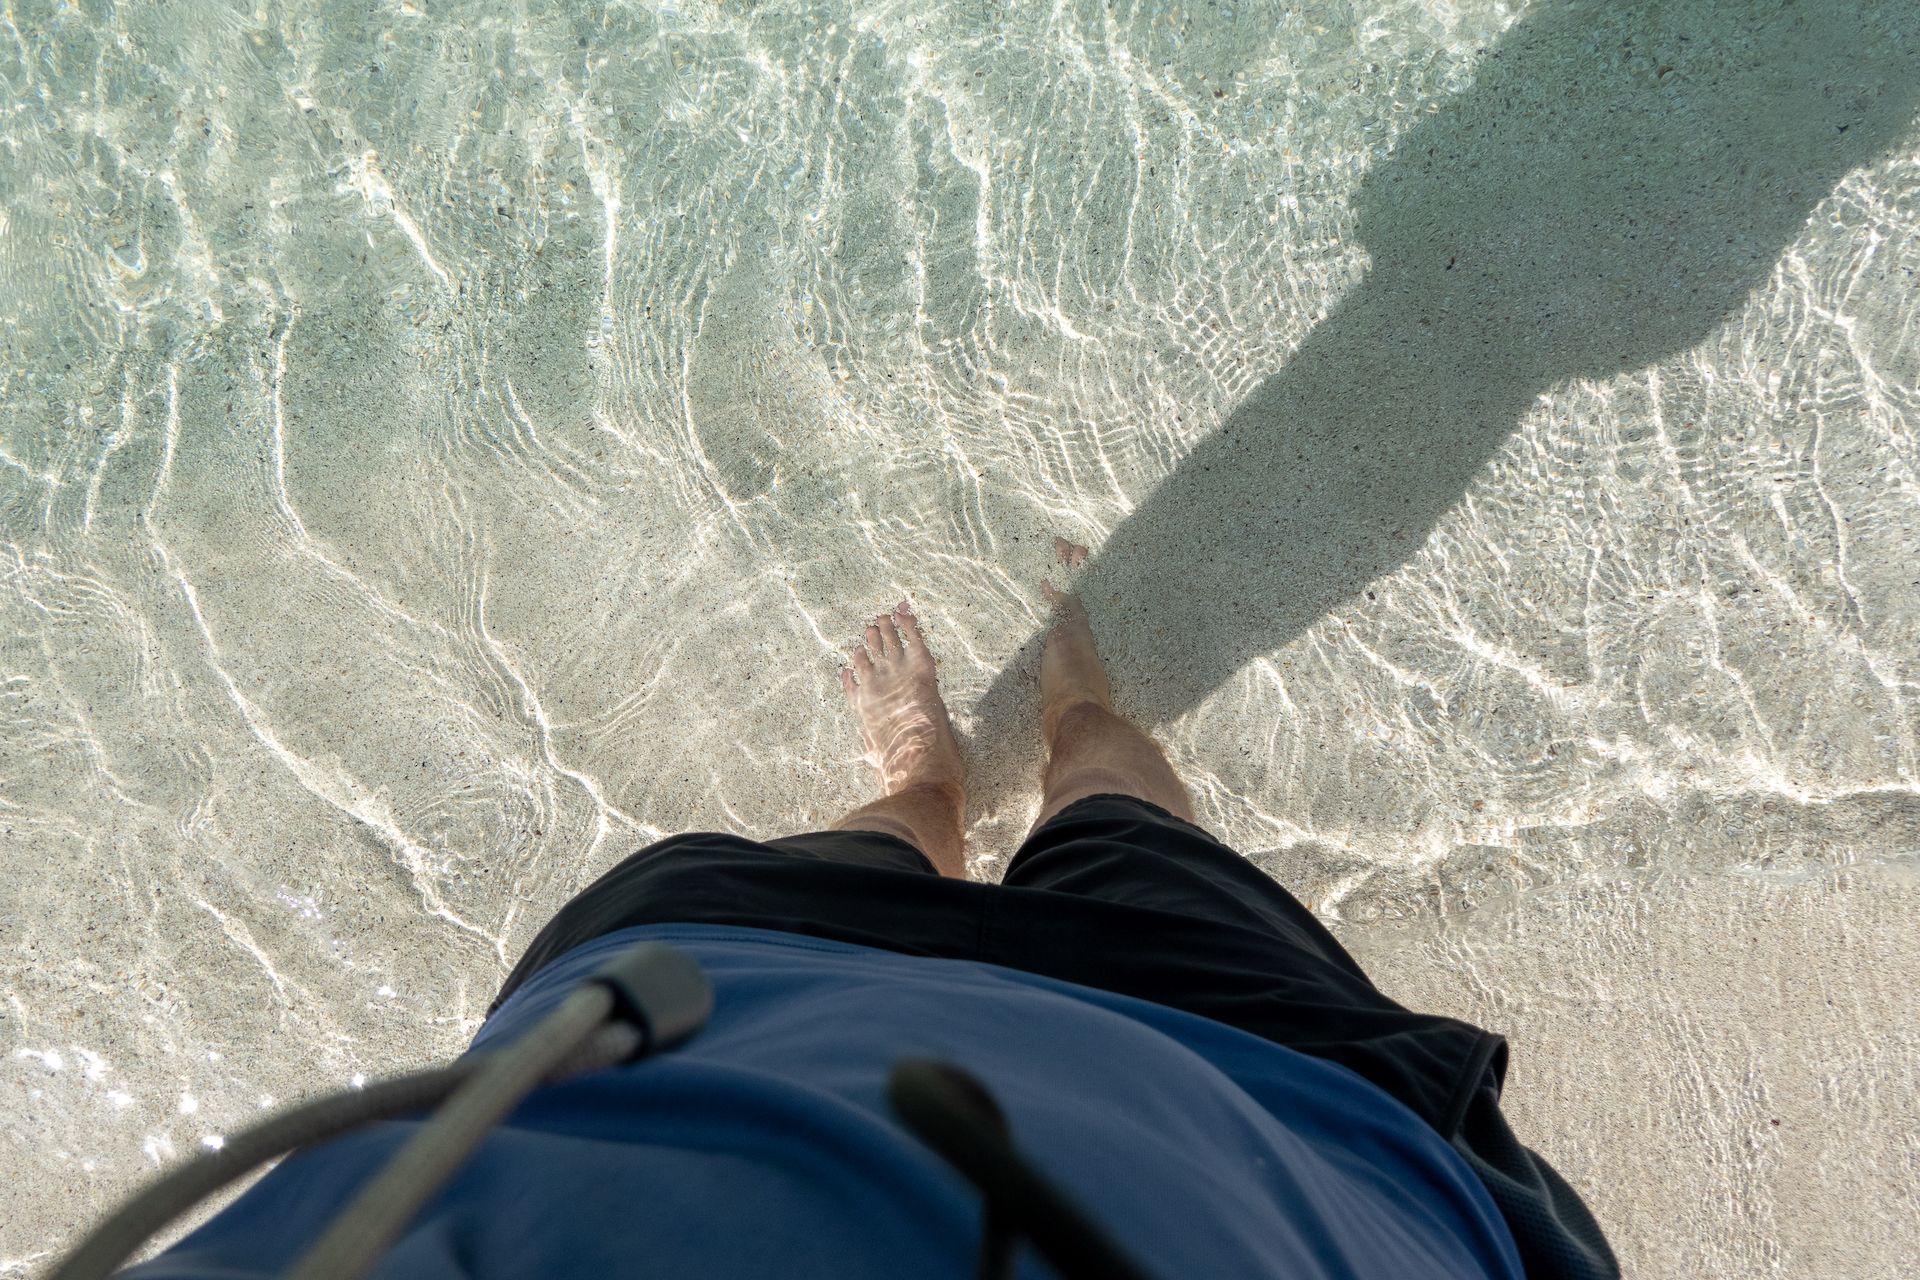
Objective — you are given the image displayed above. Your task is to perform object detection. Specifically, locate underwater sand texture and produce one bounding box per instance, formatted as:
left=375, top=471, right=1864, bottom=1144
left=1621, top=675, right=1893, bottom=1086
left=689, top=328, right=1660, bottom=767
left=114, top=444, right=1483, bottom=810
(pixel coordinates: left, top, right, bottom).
left=3, top=0, right=1917, bottom=1274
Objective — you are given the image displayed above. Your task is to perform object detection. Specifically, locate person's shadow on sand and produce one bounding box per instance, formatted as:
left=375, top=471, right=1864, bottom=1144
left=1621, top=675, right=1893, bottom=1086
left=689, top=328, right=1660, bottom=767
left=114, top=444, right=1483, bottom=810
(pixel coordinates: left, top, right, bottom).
left=965, top=0, right=1920, bottom=835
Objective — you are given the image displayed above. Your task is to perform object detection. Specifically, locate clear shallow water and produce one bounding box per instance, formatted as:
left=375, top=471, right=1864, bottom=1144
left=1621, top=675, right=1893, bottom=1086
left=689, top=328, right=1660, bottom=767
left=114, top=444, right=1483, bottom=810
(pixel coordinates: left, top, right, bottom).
left=3, top=0, right=1917, bottom=1274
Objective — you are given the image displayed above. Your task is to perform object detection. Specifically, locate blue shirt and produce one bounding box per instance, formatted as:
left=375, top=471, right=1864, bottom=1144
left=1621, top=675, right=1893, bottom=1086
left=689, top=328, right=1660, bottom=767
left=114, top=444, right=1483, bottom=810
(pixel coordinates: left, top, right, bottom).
left=129, top=924, right=1523, bottom=1279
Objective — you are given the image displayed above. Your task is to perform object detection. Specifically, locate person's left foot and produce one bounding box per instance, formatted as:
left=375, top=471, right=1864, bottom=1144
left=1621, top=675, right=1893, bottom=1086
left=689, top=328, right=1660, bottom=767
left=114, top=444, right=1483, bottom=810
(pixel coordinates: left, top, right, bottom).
left=840, top=601, right=967, bottom=798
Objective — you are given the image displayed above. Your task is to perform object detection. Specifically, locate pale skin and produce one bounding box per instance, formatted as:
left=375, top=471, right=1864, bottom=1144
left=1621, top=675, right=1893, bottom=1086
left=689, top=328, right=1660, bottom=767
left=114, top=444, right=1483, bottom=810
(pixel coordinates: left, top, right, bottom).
left=830, top=537, right=1194, bottom=878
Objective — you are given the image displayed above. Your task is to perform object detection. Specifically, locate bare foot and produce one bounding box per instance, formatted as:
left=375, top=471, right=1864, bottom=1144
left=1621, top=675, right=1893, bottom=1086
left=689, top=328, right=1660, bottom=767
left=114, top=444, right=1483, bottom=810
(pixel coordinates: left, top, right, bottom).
left=1040, top=540, right=1112, bottom=739
left=839, top=601, right=966, bottom=797
left=1029, top=539, right=1195, bottom=830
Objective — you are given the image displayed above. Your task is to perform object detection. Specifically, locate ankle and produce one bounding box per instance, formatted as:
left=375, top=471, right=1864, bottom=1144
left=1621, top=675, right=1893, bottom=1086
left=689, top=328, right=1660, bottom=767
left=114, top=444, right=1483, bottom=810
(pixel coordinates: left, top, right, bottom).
left=891, top=773, right=966, bottom=806
left=1041, top=694, right=1114, bottom=746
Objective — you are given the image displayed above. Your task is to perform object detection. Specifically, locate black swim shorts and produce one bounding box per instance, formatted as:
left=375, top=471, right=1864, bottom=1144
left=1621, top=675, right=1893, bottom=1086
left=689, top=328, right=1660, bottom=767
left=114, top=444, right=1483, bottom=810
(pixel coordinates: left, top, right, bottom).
left=490, top=793, right=1618, bottom=1280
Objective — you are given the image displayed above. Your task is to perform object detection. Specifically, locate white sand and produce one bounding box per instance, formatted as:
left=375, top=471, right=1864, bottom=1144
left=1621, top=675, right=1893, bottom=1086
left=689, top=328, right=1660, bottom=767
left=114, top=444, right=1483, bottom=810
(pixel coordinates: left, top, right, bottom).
left=3, top=0, right=1917, bottom=1275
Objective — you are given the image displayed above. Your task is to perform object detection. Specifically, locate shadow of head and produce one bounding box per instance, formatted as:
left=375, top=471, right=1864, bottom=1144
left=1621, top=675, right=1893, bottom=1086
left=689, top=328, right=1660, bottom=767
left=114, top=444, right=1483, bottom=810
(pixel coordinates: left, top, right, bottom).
left=966, top=0, right=1919, bottom=819
left=1358, top=0, right=1920, bottom=385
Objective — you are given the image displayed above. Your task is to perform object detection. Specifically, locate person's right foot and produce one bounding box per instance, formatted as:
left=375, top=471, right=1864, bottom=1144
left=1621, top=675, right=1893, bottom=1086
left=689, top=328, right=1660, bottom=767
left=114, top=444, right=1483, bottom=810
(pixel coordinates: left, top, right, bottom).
left=1040, top=538, right=1113, bottom=739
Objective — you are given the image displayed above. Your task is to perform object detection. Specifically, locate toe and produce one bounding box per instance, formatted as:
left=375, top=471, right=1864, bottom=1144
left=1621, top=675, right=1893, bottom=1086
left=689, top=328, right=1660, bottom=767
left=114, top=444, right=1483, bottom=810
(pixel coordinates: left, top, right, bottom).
left=865, top=622, right=887, bottom=658
left=896, top=604, right=936, bottom=668
left=850, top=645, right=873, bottom=675
left=839, top=666, right=857, bottom=699
left=1043, top=581, right=1085, bottom=621
left=876, top=612, right=903, bottom=658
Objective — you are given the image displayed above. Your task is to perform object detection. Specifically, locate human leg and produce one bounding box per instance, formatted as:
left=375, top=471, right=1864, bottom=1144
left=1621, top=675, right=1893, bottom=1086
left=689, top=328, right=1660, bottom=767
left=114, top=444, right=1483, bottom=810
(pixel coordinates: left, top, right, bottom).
left=1028, top=575, right=1194, bottom=839
left=827, top=600, right=969, bottom=877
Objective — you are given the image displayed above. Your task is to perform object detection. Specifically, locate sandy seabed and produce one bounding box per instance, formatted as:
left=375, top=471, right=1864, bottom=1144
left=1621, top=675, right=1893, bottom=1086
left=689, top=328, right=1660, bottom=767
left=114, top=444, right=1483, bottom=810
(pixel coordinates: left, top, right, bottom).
left=3, top=1, right=1917, bottom=1275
